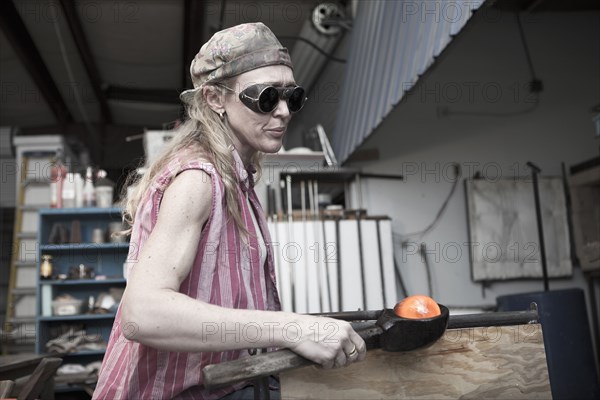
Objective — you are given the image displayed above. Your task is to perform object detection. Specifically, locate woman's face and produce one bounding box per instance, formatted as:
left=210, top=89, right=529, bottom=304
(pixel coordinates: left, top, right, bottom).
left=222, top=65, right=296, bottom=164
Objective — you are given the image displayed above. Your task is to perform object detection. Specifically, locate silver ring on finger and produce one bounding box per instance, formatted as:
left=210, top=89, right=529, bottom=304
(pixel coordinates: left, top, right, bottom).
left=347, top=345, right=357, bottom=358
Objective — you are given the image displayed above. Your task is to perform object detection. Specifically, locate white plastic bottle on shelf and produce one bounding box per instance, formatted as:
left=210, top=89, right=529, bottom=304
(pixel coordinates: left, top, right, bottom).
left=62, top=173, right=76, bottom=208
left=83, top=166, right=96, bottom=207
left=95, top=169, right=114, bottom=208
left=74, top=173, right=84, bottom=208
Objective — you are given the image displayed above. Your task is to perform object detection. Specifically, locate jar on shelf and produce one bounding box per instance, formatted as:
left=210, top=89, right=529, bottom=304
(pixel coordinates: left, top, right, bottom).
left=40, top=255, right=53, bottom=280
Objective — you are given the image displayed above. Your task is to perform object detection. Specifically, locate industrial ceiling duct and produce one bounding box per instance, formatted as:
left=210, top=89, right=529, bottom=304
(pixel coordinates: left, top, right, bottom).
left=289, top=2, right=348, bottom=94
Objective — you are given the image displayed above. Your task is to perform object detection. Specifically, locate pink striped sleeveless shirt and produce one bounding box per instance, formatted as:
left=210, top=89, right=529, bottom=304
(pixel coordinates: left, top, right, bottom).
left=93, top=150, right=281, bottom=399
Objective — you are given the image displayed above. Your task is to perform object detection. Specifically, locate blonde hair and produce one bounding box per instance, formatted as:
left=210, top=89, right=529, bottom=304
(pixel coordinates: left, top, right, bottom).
left=120, top=82, right=262, bottom=235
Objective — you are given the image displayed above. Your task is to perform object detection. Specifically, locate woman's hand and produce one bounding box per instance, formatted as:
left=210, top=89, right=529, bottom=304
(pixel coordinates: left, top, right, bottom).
left=285, top=315, right=366, bottom=369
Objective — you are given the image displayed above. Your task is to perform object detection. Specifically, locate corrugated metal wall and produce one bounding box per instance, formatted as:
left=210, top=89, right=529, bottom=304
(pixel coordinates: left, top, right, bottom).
left=332, top=0, right=486, bottom=163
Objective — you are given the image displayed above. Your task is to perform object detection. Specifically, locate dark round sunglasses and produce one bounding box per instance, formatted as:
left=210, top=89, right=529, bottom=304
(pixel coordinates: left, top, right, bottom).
left=220, top=84, right=307, bottom=114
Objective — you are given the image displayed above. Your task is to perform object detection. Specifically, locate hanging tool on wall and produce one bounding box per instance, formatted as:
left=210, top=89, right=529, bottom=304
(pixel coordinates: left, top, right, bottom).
left=285, top=175, right=296, bottom=312
left=309, top=180, right=324, bottom=312
left=354, top=209, right=368, bottom=310
left=335, top=213, right=343, bottom=311
left=300, top=180, right=309, bottom=312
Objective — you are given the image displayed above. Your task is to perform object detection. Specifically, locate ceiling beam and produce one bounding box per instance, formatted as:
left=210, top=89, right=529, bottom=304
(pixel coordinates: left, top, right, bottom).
left=0, top=0, right=72, bottom=126
left=492, top=0, right=543, bottom=11
left=493, top=0, right=600, bottom=11
left=58, top=0, right=112, bottom=124
left=182, top=0, right=205, bottom=89
left=105, top=85, right=181, bottom=104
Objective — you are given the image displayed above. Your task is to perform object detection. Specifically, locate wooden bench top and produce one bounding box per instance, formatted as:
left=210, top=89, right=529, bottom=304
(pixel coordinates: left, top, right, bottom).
left=281, top=324, right=550, bottom=399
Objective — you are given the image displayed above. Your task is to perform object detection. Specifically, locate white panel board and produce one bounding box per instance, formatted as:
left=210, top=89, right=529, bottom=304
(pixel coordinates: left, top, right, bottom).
left=271, top=219, right=397, bottom=312
left=323, top=220, right=339, bottom=312
left=304, top=221, right=320, bottom=313
left=270, top=221, right=292, bottom=312
left=339, top=220, right=363, bottom=311
left=291, top=221, right=307, bottom=314
left=361, top=220, right=384, bottom=310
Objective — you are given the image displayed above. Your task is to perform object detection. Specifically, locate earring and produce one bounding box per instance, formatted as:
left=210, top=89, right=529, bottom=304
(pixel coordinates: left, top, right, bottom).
left=218, top=111, right=224, bottom=120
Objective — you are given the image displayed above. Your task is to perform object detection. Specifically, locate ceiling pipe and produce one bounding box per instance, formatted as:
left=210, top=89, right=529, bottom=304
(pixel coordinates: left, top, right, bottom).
left=288, top=2, right=348, bottom=94
left=104, top=85, right=181, bottom=104
left=525, top=0, right=546, bottom=13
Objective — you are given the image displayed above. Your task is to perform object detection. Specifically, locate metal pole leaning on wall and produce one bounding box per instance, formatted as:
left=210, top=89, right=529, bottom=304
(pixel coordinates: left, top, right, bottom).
left=526, top=161, right=549, bottom=292
left=284, top=175, right=296, bottom=312
left=375, top=219, right=388, bottom=308
left=312, top=180, right=324, bottom=312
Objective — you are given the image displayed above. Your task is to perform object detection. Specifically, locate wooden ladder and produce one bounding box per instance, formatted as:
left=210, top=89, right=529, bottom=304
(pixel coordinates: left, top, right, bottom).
left=3, top=151, right=55, bottom=354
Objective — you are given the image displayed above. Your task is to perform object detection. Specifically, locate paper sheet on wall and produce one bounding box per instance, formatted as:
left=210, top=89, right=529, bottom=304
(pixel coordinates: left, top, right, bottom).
left=465, top=178, right=572, bottom=281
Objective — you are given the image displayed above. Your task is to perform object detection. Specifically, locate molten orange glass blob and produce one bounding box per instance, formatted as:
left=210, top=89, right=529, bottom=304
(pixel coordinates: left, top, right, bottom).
left=393, top=295, right=442, bottom=319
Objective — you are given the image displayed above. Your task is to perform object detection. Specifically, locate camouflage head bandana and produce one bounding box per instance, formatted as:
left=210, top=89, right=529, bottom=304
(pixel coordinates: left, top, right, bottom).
left=180, top=23, right=293, bottom=103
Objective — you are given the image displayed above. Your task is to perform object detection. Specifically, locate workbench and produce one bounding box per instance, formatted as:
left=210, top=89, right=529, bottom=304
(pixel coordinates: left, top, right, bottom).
left=280, top=324, right=550, bottom=399
left=0, top=353, right=59, bottom=400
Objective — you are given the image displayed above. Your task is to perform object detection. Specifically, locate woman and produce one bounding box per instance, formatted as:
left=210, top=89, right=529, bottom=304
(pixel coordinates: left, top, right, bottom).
left=93, top=23, right=366, bottom=400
